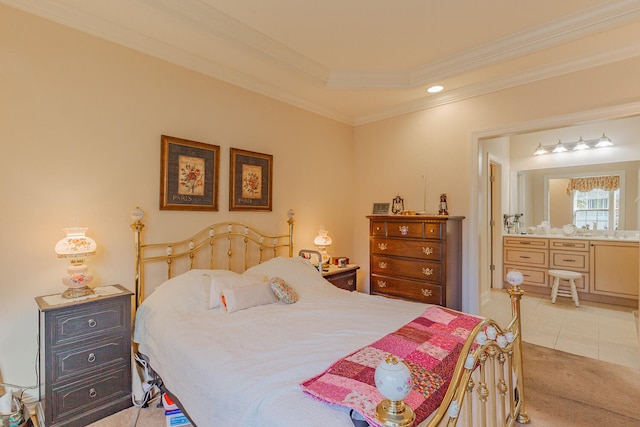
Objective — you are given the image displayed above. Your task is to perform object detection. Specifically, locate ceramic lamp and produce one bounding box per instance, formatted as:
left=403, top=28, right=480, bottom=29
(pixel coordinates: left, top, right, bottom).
left=55, top=226, right=97, bottom=298
left=374, top=355, right=415, bottom=427
left=313, top=227, right=332, bottom=264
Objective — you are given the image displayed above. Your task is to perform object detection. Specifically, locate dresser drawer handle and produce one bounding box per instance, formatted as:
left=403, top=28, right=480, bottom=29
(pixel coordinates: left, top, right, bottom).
left=89, top=388, right=97, bottom=398
left=88, top=319, right=97, bottom=328
left=87, top=353, right=96, bottom=363
left=399, top=226, right=409, bottom=235
left=378, top=261, right=388, bottom=269
left=422, top=246, right=433, bottom=255
left=421, top=289, right=433, bottom=297
left=422, top=267, right=433, bottom=276
left=377, top=280, right=387, bottom=288
left=428, top=228, right=436, bottom=233
left=378, top=243, right=388, bottom=251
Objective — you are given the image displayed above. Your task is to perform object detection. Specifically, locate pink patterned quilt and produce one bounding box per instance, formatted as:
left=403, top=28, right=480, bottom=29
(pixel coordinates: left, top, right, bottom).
left=301, top=306, right=482, bottom=426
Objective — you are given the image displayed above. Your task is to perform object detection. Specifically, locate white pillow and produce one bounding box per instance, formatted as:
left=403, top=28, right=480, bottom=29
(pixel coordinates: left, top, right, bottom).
left=204, top=270, right=268, bottom=309
left=221, top=282, right=277, bottom=313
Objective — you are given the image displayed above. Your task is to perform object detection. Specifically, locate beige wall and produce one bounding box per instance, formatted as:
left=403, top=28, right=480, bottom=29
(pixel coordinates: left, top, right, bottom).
left=0, top=6, right=354, bottom=395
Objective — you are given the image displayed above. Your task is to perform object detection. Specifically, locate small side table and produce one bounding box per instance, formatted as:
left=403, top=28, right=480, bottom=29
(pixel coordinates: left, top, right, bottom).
left=35, top=285, right=133, bottom=427
left=323, top=264, right=360, bottom=291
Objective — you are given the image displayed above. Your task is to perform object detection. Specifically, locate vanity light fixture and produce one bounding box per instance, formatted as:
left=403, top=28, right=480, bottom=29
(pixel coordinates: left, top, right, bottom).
left=552, top=140, right=567, bottom=153
left=533, top=134, right=613, bottom=155
left=427, top=85, right=443, bottom=93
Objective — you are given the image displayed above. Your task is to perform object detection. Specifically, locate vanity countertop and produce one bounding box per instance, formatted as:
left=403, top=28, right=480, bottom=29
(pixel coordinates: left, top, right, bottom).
left=504, top=232, right=640, bottom=242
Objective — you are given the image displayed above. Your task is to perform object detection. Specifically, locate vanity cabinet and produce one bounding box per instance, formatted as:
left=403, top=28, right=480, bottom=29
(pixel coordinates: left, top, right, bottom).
left=503, top=235, right=638, bottom=306
left=503, top=237, right=549, bottom=289
left=590, top=240, right=639, bottom=299
left=549, top=239, right=589, bottom=292
left=368, top=215, right=463, bottom=310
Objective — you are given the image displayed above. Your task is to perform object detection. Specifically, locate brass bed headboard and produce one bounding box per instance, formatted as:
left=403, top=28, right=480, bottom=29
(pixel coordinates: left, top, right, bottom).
left=130, top=207, right=295, bottom=309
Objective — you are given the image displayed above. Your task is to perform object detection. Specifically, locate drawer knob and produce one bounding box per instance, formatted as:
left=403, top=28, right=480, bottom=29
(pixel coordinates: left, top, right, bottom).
left=422, top=246, right=434, bottom=255
left=422, top=267, right=433, bottom=276
left=87, top=353, right=96, bottom=363
left=88, top=319, right=97, bottom=328
left=89, top=388, right=97, bottom=398
left=399, top=226, right=409, bottom=235
left=378, top=243, right=388, bottom=251
left=378, top=261, right=388, bottom=269
left=377, top=280, right=387, bottom=288
left=421, top=289, right=433, bottom=297
left=347, top=279, right=354, bottom=286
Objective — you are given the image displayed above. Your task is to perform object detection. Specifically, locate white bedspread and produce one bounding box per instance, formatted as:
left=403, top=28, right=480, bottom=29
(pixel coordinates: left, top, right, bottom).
left=134, top=257, right=429, bottom=427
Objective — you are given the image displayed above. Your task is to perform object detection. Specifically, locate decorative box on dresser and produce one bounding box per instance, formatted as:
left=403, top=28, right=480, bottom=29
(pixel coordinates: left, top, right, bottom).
left=367, top=215, right=464, bottom=310
left=35, top=285, right=133, bottom=426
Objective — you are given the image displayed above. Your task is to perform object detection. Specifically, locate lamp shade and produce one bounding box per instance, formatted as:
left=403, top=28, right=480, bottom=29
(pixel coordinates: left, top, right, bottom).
left=313, top=228, right=332, bottom=247
left=55, top=227, right=97, bottom=259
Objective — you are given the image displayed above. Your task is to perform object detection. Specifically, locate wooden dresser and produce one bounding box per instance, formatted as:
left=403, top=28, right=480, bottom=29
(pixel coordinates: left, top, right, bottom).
left=36, top=285, right=133, bottom=426
left=367, top=215, right=464, bottom=310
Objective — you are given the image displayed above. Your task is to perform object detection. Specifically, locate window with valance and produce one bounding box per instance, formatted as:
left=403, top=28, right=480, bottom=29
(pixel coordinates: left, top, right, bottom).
left=567, top=175, right=620, bottom=230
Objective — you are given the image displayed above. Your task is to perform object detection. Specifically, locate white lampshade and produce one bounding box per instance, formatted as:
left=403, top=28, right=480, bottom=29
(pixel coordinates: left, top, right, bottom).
left=55, top=227, right=97, bottom=298
left=552, top=140, right=567, bottom=153
left=313, top=227, right=332, bottom=263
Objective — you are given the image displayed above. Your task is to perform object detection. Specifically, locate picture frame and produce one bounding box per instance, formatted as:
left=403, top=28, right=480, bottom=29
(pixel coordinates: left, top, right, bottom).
left=160, top=135, right=220, bottom=211
left=372, top=202, right=391, bottom=215
left=229, top=148, right=273, bottom=211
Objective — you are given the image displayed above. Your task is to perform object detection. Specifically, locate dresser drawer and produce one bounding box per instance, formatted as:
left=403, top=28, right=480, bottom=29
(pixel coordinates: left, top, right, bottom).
left=324, top=269, right=357, bottom=291
left=550, top=250, right=588, bottom=271
left=52, top=336, right=129, bottom=383
left=386, top=221, right=424, bottom=238
left=51, top=300, right=128, bottom=347
left=503, top=247, right=548, bottom=267
left=371, top=221, right=386, bottom=236
left=371, top=238, right=443, bottom=261
left=371, top=274, right=443, bottom=305
left=51, top=365, right=131, bottom=422
left=371, top=255, right=442, bottom=283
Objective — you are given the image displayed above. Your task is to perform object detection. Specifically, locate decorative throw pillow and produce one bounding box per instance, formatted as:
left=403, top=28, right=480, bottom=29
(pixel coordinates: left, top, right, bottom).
left=221, top=282, right=278, bottom=313
left=269, top=277, right=298, bottom=304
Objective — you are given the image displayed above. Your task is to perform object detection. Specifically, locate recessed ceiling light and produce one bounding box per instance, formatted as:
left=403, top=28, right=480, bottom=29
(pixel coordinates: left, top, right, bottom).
left=427, top=85, right=443, bottom=93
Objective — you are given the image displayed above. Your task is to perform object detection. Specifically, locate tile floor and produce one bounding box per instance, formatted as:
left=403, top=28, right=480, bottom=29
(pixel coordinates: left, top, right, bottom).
left=480, top=288, right=640, bottom=369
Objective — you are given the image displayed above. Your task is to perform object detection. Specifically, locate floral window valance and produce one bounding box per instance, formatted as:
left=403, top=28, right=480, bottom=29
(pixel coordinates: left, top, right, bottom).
left=566, top=175, right=620, bottom=194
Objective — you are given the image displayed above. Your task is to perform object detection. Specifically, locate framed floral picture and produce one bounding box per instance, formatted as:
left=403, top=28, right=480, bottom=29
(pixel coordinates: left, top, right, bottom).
left=229, top=148, right=273, bottom=211
left=160, top=135, right=220, bottom=211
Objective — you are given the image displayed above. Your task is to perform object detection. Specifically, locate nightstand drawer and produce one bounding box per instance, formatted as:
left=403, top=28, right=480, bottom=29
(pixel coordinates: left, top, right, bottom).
left=371, top=237, right=443, bottom=261
left=51, top=365, right=131, bottom=422
left=371, top=274, right=443, bottom=305
left=52, top=300, right=128, bottom=347
left=371, top=255, right=442, bottom=283
left=53, top=336, right=129, bottom=383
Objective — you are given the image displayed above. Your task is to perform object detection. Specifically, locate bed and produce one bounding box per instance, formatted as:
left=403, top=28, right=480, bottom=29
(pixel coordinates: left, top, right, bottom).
left=130, top=209, right=530, bottom=427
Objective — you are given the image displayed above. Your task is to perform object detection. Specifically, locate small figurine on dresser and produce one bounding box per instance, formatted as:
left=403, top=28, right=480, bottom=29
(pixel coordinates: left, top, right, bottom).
left=438, top=193, right=448, bottom=215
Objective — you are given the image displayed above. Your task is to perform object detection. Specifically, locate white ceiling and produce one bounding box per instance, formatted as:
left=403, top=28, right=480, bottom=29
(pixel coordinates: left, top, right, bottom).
left=4, top=0, right=640, bottom=125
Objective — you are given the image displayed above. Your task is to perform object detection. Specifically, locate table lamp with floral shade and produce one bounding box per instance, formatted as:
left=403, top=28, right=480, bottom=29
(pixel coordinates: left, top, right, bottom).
left=54, top=226, right=97, bottom=298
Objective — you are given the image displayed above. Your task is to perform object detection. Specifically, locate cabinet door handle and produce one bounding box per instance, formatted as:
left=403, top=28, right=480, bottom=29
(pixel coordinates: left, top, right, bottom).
left=89, top=388, right=97, bottom=398
left=378, top=261, right=388, bottom=269
left=562, top=259, right=576, bottom=262
left=422, top=267, right=433, bottom=276
left=88, top=319, right=97, bottom=328
left=519, top=241, right=531, bottom=245
left=87, top=353, right=96, bottom=363
left=421, top=288, right=433, bottom=297
left=377, top=280, right=387, bottom=288
left=519, top=256, right=531, bottom=259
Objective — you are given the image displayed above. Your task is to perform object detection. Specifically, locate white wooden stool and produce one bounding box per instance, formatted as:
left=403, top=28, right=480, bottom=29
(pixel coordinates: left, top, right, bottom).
left=548, top=269, right=581, bottom=307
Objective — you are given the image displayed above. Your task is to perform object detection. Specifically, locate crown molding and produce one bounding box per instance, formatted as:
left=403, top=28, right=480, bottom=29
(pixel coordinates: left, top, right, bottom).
left=329, top=0, right=640, bottom=89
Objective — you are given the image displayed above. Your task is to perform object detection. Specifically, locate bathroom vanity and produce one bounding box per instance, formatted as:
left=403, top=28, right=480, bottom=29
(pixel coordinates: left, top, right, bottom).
left=503, top=234, right=639, bottom=307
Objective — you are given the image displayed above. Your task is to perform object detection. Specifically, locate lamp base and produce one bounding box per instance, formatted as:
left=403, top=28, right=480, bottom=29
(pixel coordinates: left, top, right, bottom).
left=375, top=399, right=415, bottom=427
left=61, top=286, right=95, bottom=299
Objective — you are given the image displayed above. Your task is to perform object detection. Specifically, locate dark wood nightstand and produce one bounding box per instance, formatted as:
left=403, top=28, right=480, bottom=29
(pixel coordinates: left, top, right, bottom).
left=322, top=264, right=360, bottom=291
left=35, top=285, right=133, bottom=427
